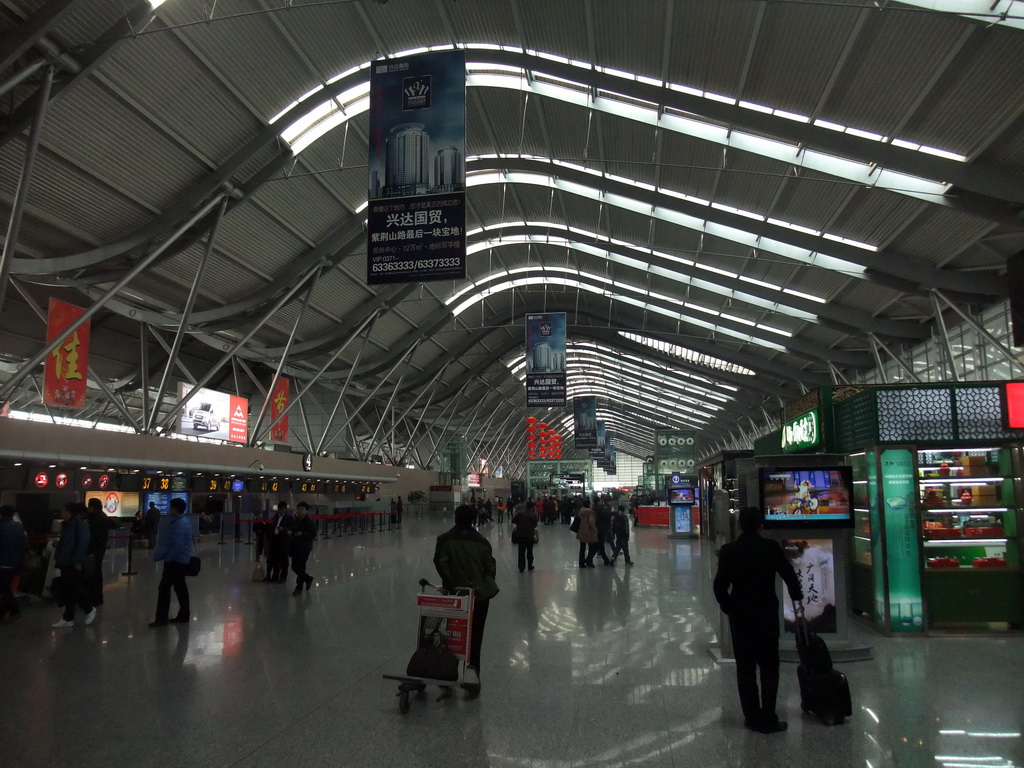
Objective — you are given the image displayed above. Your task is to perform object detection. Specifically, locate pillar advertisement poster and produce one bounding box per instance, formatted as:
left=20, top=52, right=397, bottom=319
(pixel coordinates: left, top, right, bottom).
left=880, top=448, right=924, bottom=633
left=525, top=312, right=566, bottom=406
left=781, top=539, right=837, bottom=634
left=573, top=396, right=598, bottom=448
left=43, top=299, right=90, bottom=409
left=367, top=50, right=466, bottom=285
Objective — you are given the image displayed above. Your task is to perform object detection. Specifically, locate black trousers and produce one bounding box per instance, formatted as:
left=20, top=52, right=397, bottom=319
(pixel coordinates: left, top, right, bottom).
left=731, top=623, right=781, bottom=725
left=517, top=542, right=534, bottom=571
left=59, top=567, right=93, bottom=621
left=594, top=534, right=612, bottom=564
left=291, top=551, right=310, bottom=586
left=86, top=553, right=104, bottom=605
left=578, top=541, right=602, bottom=566
left=610, top=536, right=631, bottom=562
left=0, top=567, right=18, bottom=618
left=155, top=561, right=190, bottom=621
left=469, top=598, right=489, bottom=670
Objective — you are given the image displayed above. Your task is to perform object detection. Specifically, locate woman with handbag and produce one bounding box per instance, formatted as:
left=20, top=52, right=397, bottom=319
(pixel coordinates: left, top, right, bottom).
left=511, top=500, right=539, bottom=573
left=149, top=497, right=192, bottom=627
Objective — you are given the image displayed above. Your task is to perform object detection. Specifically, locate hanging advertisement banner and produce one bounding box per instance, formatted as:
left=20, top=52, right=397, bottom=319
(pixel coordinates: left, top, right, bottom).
left=43, top=299, right=90, bottom=409
left=525, top=312, right=566, bottom=406
left=880, top=448, right=924, bottom=633
left=589, top=420, right=606, bottom=460
left=176, top=383, right=249, bottom=444
left=269, top=377, right=290, bottom=443
left=367, top=49, right=466, bottom=285
left=573, top=396, right=597, bottom=448
left=654, top=430, right=698, bottom=476
left=781, top=539, right=837, bottom=634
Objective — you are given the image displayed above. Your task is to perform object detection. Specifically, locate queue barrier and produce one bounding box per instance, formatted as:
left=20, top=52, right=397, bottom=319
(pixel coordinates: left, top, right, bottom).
left=218, top=509, right=402, bottom=545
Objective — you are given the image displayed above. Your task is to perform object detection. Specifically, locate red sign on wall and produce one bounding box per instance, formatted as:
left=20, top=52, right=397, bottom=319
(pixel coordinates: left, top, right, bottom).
left=43, top=299, right=90, bottom=409
left=269, top=377, right=290, bottom=442
left=228, top=395, right=249, bottom=443
left=1006, top=382, right=1024, bottom=429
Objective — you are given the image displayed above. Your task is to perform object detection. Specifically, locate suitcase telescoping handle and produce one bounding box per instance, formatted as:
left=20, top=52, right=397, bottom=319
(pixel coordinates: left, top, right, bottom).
left=792, top=597, right=811, bottom=644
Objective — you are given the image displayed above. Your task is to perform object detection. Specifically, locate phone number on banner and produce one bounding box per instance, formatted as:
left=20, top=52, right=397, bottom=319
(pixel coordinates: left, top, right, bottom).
left=370, top=257, right=462, bottom=273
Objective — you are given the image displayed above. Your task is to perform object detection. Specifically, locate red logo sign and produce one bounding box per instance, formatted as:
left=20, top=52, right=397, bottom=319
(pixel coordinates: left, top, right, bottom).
left=97, top=474, right=110, bottom=489
left=1006, top=382, right=1024, bottom=429
left=35, top=472, right=49, bottom=488
left=55, top=473, right=69, bottom=488
left=228, top=395, right=249, bottom=444
left=269, top=377, right=290, bottom=442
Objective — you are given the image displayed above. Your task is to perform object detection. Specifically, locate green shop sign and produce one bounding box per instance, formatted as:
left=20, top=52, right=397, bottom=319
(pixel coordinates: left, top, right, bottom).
left=782, top=410, right=820, bottom=452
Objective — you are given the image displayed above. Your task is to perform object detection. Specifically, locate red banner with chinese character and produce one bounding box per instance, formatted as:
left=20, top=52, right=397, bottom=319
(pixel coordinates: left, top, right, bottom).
left=43, top=299, right=90, bottom=409
left=269, top=376, right=290, bottom=442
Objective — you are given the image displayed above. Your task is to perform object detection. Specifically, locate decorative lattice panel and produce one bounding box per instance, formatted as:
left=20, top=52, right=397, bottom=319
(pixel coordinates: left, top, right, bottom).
left=955, top=386, right=1022, bottom=440
left=833, top=390, right=878, bottom=453
left=877, top=389, right=954, bottom=442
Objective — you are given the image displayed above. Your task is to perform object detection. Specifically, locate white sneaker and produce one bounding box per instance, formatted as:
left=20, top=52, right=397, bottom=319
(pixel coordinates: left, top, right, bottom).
left=51, top=618, right=74, bottom=628
left=84, top=608, right=97, bottom=626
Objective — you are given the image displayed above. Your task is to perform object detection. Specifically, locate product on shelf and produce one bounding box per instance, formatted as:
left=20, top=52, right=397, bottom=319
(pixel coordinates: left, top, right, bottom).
left=972, top=557, right=1008, bottom=568
left=927, top=557, right=960, bottom=568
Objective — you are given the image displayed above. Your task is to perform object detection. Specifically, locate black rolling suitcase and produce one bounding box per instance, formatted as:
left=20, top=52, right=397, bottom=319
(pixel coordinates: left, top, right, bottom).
left=794, top=602, right=852, bottom=725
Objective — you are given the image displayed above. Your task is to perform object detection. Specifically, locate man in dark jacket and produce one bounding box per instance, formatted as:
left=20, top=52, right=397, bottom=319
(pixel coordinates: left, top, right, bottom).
left=144, top=501, right=161, bottom=549
left=150, top=497, right=193, bottom=627
left=0, top=505, right=27, bottom=622
left=265, top=501, right=293, bottom=583
left=433, top=504, right=499, bottom=693
left=52, top=502, right=95, bottom=628
left=713, top=506, right=803, bottom=734
left=85, top=498, right=110, bottom=605
left=594, top=499, right=614, bottom=566
left=287, top=502, right=316, bottom=595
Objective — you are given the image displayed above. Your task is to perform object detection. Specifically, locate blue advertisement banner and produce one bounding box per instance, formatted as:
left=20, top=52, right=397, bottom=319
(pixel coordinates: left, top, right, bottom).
left=367, top=50, right=466, bottom=284
left=589, top=420, right=606, bottom=459
left=574, top=396, right=597, bottom=448
left=525, top=312, right=567, bottom=406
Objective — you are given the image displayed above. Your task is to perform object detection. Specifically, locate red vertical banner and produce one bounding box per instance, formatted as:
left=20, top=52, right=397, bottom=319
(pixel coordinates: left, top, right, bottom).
left=43, top=299, right=90, bottom=409
left=269, top=377, right=290, bottom=442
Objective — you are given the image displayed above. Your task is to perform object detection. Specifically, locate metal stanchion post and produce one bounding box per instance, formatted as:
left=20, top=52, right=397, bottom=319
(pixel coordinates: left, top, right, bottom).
left=121, top=534, right=137, bottom=576
left=219, top=515, right=226, bottom=545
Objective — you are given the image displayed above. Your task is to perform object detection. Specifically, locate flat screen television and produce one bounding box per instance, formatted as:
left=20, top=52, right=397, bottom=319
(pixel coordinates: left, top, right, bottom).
left=758, top=466, right=854, bottom=529
left=669, top=486, right=695, bottom=504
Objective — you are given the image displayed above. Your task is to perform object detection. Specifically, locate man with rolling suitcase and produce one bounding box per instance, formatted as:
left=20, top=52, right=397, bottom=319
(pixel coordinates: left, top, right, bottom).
left=713, top=506, right=803, bottom=733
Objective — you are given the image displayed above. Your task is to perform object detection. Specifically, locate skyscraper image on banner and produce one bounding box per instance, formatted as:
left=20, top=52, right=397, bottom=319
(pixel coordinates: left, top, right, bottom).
left=574, top=396, right=598, bottom=448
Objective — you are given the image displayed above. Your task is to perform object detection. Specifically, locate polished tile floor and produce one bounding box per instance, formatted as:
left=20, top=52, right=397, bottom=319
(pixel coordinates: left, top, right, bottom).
left=1, top=515, right=1021, bottom=768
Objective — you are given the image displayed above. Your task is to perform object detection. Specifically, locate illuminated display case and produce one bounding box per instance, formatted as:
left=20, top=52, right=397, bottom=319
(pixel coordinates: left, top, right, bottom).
left=918, top=447, right=1019, bottom=570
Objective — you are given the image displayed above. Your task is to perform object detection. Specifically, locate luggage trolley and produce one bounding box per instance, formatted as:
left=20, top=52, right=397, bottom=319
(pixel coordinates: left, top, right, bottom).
left=383, top=578, right=477, bottom=714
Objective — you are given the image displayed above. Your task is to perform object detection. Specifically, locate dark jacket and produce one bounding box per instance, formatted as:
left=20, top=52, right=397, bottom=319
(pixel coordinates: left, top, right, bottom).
left=0, top=517, right=27, bottom=569
left=268, top=512, right=293, bottom=555
left=433, top=525, right=499, bottom=600
left=154, top=514, right=193, bottom=565
left=611, top=512, right=630, bottom=541
left=713, top=531, right=802, bottom=635
left=87, top=510, right=110, bottom=558
left=596, top=505, right=613, bottom=536
left=511, top=508, right=538, bottom=544
left=287, top=515, right=317, bottom=555
left=56, top=514, right=91, bottom=569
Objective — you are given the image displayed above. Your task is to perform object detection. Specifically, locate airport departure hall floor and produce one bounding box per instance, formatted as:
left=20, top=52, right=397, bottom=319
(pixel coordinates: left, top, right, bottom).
left=0, top=516, right=1021, bottom=768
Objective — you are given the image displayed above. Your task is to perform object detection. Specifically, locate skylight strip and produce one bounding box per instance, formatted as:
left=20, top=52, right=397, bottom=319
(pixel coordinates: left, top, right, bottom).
left=620, top=331, right=756, bottom=376
left=449, top=270, right=790, bottom=348
left=567, top=377, right=717, bottom=421
left=566, top=357, right=725, bottom=415
left=572, top=341, right=739, bottom=391
left=463, top=169, right=871, bottom=278
left=565, top=356, right=724, bottom=415
left=568, top=351, right=727, bottom=410
left=276, top=48, right=958, bottom=206
left=562, top=383, right=711, bottom=426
